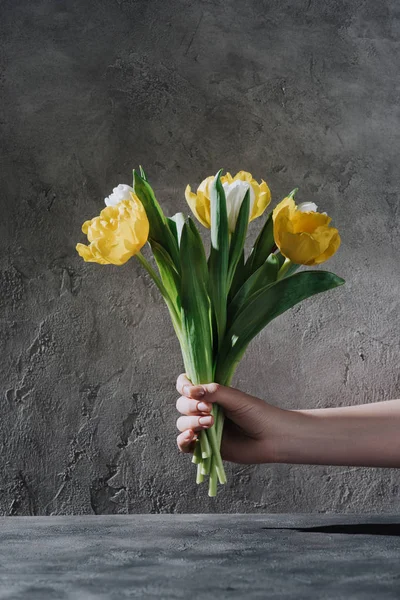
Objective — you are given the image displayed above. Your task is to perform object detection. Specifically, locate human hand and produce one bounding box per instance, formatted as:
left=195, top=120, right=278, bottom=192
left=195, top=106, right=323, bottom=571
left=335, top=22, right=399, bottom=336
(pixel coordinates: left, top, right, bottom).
left=175, top=373, right=295, bottom=464
left=176, top=375, right=400, bottom=468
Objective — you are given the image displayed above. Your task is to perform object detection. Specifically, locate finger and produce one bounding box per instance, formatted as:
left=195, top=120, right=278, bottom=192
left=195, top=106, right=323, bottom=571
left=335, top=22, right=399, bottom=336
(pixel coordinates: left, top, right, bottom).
left=176, top=414, right=214, bottom=432
left=177, top=374, right=262, bottom=421
left=176, top=374, right=220, bottom=401
left=176, top=395, right=213, bottom=416
left=176, top=373, right=206, bottom=400
left=176, top=373, right=192, bottom=394
left=177, top=430, right=196, bottom=453
left=196, top=384, right=262, bottom=418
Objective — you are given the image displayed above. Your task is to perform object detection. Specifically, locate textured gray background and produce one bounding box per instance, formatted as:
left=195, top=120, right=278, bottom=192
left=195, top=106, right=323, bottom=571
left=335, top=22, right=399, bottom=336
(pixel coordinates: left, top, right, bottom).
left=1, top=0, right=399, bottom=515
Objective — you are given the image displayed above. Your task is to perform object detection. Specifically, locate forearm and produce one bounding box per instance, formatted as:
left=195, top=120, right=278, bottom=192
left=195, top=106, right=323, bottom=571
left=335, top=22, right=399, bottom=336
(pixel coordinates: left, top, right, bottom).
left=277, top=399, right=400, bottom=468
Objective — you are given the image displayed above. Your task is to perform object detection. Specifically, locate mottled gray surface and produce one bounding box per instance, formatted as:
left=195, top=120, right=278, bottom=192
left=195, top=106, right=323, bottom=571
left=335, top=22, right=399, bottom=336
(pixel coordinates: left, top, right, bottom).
left=1, top=0, right=399, bottom=515
left=1, top=515, right=400, bottom=599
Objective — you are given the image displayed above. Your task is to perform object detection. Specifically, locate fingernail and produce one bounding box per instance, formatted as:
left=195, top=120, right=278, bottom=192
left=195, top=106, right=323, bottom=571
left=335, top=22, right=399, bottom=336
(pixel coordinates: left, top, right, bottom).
left=197, top=402, right=211, bottom=413
left=183, top=385, right=190, bottom=397
left=184, top=430, right=193, bottom=440
left=199, top=416, right=213, bottom=426
left=207, top=383, right=218, bottom=393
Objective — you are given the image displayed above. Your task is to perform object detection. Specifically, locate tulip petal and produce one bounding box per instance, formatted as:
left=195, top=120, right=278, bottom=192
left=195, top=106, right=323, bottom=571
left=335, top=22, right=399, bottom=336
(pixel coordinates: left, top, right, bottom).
left=221, top=172, right=234, bottom=185
left=197, top=176, right=214, bottom=196
left=312, top=230, right=341, bottom=265
left=293, top=211, right=331, bottom=234
left=250, top=179, right=271, bottom=221
left=187, top=171, right=271, bottom=230
left=185, top=185, right=210, bottom=228
left=279, top=231, right=322, bottom=264
left=76, top=197, right=149, bottom=266
left=233, top=171, right=253, bottom=183
left=273, top=196, right=297, bottom=219
left=273, top=202, right=295, bottom=248
left=76, top=243, right=110, bottom=264
left=223, top=180, right=252, bottom=232
left=310, top=225, right=337, bottom=253
left=104, top=184, right=134, bottom=207
left=273, top=195, right=340, bottom=265
left=82, top=220, right=91, bottom=235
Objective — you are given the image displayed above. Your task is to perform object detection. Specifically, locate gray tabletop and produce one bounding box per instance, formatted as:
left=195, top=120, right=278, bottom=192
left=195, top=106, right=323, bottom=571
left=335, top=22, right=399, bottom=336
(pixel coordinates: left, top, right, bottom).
left=1, top=514, right=399, bottom=599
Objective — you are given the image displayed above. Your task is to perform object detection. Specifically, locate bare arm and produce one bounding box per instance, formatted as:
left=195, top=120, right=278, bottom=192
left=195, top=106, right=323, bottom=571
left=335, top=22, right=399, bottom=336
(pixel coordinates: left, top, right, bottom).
left=175, top=374, right=400, bottom=468
left=282, top=400, right=400, bottom=468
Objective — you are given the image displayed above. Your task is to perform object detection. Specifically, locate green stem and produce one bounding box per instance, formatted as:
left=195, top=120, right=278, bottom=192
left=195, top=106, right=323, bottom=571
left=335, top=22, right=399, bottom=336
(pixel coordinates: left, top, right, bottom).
left=216, top=407, right=225, bottom=446
left=208, top=458, right=218, bottom=497
left=192, top=440, right=202, bottom=464
left=196, top=463, right=204, bottom=484
left=200, top=456, right=211, bottom=476
left=136, top=250, right=183, bottom=342
left=206, top=405, right=227, bottom=484
left=277, top=258, right=292, bottom=280
left=136, top=249, right=229, bottom=493
left=136, top=251, right=167, bottom=294
left=277, top=257, right=300, bottom=281
left=199, top=430, right=212, bottom=458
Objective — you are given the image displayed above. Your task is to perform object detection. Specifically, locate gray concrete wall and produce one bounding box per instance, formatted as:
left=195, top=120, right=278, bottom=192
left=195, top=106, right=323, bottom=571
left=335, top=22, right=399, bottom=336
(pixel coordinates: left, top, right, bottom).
left=1, top=0, right=399, bottom=515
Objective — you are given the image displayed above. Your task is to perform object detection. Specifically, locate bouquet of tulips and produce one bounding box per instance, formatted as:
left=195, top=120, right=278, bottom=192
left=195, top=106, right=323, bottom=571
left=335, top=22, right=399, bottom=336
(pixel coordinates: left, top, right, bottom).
left=76, top=167, right=343, bottom=496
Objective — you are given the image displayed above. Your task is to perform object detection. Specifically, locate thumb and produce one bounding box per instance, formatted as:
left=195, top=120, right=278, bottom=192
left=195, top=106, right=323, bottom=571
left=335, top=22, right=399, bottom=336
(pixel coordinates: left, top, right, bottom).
left=176, top=374, right=267, bottom=432
left=201, top=384, right=267, bottom=429
left=200, top=383, right=252, bottom=413
left=176, top=373, right=248, bottom=412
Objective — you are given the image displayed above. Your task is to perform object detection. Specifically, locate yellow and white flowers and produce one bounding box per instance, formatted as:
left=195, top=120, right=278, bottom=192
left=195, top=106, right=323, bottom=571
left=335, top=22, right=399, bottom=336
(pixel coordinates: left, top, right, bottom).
left=76, top=195, right=149, bottom=266
left=185, top=171, right=271, bottom=233
left=76, top=168, right=344, bottom=497
left=273, top=194, right=340, bottom=266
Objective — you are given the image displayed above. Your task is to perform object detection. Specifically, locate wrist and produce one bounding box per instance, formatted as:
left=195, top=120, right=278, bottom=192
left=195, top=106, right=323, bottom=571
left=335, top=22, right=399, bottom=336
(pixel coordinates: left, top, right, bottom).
left=271, top=409, right=315, bottom=464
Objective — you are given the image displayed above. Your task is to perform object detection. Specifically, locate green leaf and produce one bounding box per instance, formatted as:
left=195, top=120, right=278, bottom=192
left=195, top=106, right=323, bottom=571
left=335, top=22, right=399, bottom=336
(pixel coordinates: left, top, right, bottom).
left=227, top=189, right=250, bottom=292
left=228, top=253, right=280, bottom=321
left=228, top=249, right=245, bottom=302
left=215, top=271, right=345, bottom=382
left=208, top=170, right=229, bottom=350
left=276, top=251, right=286, bottom=270
left=179, top=222, right=213, bottom=384
left=188, top=217, right=208, bottom=284
left=139, top=165, right=148, bottom=181
left=133, top=170, right=180, bottom=269
left=150, top=240, right=181, bottom=312
left=166, top=217, right=178, bottom=244
left=244, top=212, right=275, bottom=278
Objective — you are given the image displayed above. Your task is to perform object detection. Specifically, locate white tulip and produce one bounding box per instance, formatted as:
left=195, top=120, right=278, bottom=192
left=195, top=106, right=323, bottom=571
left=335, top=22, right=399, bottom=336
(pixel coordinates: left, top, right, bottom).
left=104, top=184, right=135, bottom=207
left=222, top=180, right=255, bottom=232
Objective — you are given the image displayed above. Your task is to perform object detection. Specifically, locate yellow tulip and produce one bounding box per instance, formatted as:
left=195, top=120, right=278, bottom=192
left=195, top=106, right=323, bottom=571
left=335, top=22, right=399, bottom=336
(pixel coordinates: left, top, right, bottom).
left=185, top=171, right=271, bottom=232
left=76, top=195, right=149, bottom=266
left=272, top=194, right=340, bottom=266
